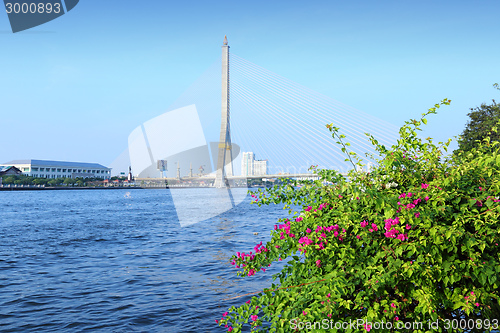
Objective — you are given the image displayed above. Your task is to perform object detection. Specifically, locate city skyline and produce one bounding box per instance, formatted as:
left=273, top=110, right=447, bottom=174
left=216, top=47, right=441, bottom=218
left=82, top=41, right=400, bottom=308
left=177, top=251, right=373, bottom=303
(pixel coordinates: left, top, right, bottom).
left=1, top=0, right=499, bottom=167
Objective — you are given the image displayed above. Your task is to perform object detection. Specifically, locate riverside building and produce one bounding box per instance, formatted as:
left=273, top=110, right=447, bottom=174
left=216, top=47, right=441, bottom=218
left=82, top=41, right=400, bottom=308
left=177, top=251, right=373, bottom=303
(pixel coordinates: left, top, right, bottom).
left=241, top=152, right=268, bottom=176
left=0, top=160, right=111, bottom=179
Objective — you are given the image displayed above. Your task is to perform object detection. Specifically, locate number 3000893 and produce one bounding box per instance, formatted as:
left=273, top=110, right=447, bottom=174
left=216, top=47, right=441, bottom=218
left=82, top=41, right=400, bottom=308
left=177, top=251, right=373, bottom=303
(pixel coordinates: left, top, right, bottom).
left=5, top=2, right=61, bottom=14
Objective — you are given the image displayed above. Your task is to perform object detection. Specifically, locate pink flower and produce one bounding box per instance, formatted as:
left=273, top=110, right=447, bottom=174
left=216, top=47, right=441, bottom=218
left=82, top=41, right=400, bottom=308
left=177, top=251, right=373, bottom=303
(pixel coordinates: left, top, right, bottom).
left=395, top=316, right=399, bottom=321
left=364, top=324, right=372, bottom=331
left=251, top=315, right=258, bottom=321
left=360, top=221, right=368, bottom=227
left=406, top=224, right=411, bottom=230
left=327, top=293, right=331, bottom=297
left=228, top=327, right=233, bottom=332
left=299, top=236, right=313, bottom=245
left=414, top=212, right=420, bottom=218
left=406, top=203, right=416, bottom=209
left=424, top=196, right=429, bottom=201
left=306, top=228, right=311, bottom=233
left=296, top=217, right=303, bottom=222
left=356, top=235, right=361, bottom=239
left=246, top=300, right=251, bottom=304
left=421, top=183, right=429, bottom=189
left=305, top=206, right=312, bottom=212
left=475, top=303, right=479, bottom=306
left=302, top=311, right=307, bottom=315
left=216, top=319, right=219, bottom=324
left=316, top=260, right=321, bottom=267
left=471, top=291, right=474, bottom=295
left=223, top=312, right=228, bottom=317
left=327, top=314, right=332, bottom=318
left=391, top=303, right=396, bottom=308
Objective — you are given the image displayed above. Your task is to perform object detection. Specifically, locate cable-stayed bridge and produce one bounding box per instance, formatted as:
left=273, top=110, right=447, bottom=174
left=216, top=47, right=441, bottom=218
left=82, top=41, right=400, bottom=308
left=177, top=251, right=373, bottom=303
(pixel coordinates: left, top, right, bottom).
left=126, top=36, right=398, bottom=188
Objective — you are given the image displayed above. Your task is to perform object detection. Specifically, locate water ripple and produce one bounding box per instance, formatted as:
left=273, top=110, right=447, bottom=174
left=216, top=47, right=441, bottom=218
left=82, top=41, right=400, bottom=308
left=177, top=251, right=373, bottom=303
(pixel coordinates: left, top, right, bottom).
left=0, top=189, right=291, bottom=332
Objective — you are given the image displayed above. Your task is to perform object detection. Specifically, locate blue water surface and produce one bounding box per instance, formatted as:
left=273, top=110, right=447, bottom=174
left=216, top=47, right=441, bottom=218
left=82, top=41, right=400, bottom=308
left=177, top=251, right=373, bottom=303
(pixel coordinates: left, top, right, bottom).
left=0, top=189, right=291, bottom=332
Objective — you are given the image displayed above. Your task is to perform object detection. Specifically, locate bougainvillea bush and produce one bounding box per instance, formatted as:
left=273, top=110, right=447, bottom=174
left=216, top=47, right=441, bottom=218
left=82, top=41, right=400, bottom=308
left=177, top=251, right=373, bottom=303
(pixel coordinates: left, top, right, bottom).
left=217, top=100, right=500, bottom=332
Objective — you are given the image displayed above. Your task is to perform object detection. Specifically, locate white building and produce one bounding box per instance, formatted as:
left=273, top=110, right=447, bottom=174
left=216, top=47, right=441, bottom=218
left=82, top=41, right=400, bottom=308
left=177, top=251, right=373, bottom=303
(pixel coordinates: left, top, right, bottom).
left=241, top=152, right=255, bottom=176
left=0, top=160, right=111, bottom=179
left=253, top=160, right=268, bottom=176
left=241, top=152, right=268, bottom=176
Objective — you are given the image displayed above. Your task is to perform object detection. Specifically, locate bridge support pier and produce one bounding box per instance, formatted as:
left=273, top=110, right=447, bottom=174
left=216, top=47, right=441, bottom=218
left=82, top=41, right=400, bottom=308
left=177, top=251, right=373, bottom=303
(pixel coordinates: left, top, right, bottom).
left=214, top=35, right=233, bottom=188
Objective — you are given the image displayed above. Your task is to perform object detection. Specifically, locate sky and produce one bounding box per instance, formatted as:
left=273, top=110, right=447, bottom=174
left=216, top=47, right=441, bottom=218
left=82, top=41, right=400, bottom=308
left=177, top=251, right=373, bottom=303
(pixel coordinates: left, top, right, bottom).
left=1, top=0, right=499, bottom=173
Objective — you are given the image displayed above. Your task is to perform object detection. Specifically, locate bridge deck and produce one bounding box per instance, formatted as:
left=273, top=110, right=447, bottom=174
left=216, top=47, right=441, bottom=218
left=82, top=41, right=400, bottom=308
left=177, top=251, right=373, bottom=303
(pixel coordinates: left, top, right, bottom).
left=135, top=173, right=327, bottom=182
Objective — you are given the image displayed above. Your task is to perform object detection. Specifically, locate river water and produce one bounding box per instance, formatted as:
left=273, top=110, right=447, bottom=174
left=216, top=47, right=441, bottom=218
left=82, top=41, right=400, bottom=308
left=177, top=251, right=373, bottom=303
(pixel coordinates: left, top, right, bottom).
left=0, top=189, right=291, bottom=332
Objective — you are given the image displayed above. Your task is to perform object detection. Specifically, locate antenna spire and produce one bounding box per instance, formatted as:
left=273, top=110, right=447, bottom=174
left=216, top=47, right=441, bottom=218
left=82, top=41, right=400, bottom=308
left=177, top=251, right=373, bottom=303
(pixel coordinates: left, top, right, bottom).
left=223, top=35, right=228, bottom=46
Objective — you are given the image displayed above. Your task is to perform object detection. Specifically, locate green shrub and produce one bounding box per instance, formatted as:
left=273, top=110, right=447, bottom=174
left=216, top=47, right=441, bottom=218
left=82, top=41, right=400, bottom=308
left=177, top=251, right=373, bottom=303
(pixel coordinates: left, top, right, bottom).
left=218, top=99, right=500, bottom=332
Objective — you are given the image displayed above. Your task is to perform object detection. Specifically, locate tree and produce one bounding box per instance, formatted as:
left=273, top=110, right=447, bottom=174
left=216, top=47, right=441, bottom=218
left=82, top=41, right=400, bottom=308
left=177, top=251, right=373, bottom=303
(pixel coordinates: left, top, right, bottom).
left=217, top=100, right=500, bottom=332
left=2, top=176, right=16, bottom=184
left=63, top=178, right=74, bottom=186
left=33, top=178, right=47, bottom=186
left=457, top=84, right=500, bottom=153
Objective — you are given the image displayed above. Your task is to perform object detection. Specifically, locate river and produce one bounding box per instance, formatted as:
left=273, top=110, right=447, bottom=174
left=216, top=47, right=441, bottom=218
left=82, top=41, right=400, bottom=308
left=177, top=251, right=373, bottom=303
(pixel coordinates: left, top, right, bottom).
left=0, top=188, right=290, bottom=332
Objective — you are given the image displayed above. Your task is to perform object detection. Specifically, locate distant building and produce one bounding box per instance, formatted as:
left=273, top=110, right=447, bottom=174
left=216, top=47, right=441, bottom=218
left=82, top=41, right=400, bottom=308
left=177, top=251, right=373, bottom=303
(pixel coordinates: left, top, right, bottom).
left=0, top=160, right=111, bottom=179
left=253, top=160, right=268, bottom=175
left=0, top=166, right=23, bottom=177
left=241, top=152, right=255, bottom=176
left=241, top=152, right=268, bottom=176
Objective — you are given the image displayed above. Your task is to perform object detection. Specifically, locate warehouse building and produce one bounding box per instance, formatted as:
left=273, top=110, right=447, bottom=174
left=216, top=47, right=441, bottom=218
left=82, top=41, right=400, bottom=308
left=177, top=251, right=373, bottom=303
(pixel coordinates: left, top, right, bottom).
left=0, top=160, right=111, bottom=179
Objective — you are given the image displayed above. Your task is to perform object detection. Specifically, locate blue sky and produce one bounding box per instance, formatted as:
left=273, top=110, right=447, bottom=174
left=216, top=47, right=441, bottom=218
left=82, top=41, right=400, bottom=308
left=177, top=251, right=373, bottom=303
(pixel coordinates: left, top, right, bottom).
left=1, top=0, right=499, bottom=170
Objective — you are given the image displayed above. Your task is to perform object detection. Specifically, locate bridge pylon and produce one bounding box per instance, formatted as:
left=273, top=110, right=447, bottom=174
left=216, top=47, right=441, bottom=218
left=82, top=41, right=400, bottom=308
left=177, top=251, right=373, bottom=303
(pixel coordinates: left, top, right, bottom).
left=214, top=35, right=233, bottom=188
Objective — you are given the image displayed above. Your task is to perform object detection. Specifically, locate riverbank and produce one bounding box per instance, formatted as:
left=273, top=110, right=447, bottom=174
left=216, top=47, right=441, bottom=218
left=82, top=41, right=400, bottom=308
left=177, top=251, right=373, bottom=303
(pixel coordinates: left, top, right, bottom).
left=0, top=185, right=270, bottom=191
left=0, top=186, right=270, bottom=192
left=0, top=186, right=142, bottom=191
